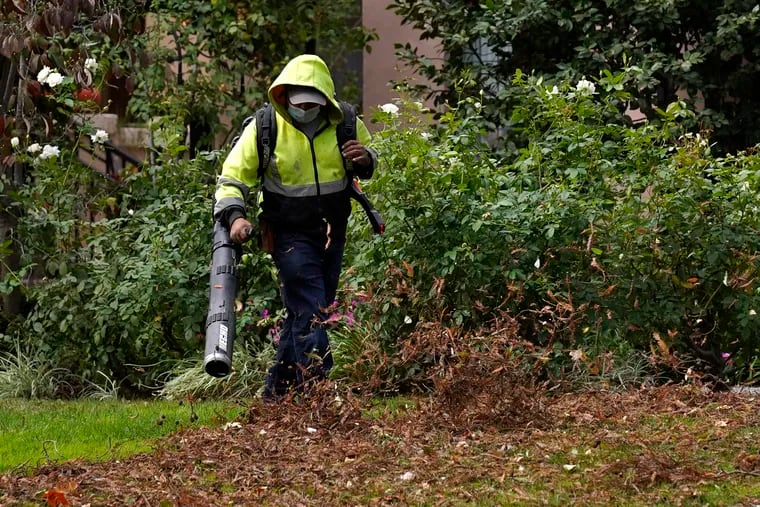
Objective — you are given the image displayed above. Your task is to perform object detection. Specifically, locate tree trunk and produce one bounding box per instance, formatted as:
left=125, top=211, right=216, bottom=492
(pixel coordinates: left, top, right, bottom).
left=1, top=55, right=27, bottom=324
left=0, top=196, right=23, bottom=322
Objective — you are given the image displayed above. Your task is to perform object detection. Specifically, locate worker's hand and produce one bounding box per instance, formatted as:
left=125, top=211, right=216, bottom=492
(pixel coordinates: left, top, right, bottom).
left=341, top=140, right=371, bottom=166
left=230, top=217, right=254, bottom=243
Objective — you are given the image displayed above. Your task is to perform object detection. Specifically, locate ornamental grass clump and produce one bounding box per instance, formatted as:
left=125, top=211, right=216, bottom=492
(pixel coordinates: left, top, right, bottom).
left=0, top=339, right=71, bottom=399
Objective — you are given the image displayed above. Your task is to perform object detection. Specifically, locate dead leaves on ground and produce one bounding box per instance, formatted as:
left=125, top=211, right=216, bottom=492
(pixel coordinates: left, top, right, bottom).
left=2, top=383, right=760, bottom=505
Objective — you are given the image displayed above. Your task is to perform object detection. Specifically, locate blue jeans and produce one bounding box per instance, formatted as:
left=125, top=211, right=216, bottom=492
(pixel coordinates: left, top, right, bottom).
left=263, top=226, right=344, bottom=399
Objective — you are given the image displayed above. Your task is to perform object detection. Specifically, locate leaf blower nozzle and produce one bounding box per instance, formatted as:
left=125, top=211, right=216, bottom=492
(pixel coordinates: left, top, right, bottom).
left=203, top=221, right=239, bottom=378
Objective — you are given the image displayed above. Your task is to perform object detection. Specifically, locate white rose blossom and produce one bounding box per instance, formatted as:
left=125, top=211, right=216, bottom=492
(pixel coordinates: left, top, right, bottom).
left=39, top=144, right=60, bottom=160
left=548, top=85, right=560, bottom=95
left=84, top=58, right=98, bottom=72
left=90, top=129, right=109, bottom=144
left=37, top=66, right=52, bottom=84
left=27, top=143, right=41, bottom=154
left=379, top=103, right=400, bottom=116
left=45, top=72, right=64, bottom=88
left=37, top=65, right=65, bottom=88
left=575, top=78, right=596, bottom=96
left=10, top=137, right=19, bottom=148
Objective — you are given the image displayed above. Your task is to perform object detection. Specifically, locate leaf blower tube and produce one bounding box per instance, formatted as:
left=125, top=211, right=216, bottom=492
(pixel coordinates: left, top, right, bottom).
left=347, top=172, right=385, bottom=235
left=203, top=221, right=240, bottom=378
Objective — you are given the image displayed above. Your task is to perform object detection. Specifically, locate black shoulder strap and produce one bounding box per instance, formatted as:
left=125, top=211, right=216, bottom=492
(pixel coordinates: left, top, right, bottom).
left=255, top=101, right=355, bottom=175
left=229, top=114, right=254, bottom=149
left=255, top=103, right=276, bottom=179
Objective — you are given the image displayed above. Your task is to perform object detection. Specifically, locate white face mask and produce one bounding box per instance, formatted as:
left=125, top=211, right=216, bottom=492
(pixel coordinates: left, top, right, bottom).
left=288, top=104, right=321, bottom=124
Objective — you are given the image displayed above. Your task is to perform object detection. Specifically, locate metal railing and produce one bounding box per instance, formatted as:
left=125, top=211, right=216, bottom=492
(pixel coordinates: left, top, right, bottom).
left=78, top=136, right=143, bottom=178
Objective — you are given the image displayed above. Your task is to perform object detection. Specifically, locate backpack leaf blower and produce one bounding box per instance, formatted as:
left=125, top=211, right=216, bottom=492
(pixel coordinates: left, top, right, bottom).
left=203, top=221, right=240, bottom=377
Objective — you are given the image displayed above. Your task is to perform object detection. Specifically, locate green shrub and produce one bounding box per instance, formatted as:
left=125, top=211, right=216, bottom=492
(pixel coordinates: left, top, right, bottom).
left=11, top=154, right=211, bottom=386
left=342, top=72, right=760, bottom=386
left=3, top=133, right=283, bottom=394
left=6, top=69, right=760, bottom=395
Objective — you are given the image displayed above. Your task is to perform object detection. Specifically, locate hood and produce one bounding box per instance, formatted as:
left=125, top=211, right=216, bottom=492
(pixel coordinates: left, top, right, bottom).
left=268, top=54, right=343, bottom=124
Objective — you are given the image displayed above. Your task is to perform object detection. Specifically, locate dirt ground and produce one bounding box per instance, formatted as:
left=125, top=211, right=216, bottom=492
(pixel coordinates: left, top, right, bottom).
left=2, top=383, right=760, bottom=506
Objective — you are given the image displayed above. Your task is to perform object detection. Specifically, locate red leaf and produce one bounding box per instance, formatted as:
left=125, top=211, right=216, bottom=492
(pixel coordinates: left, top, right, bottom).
left=75, top=87, right=101, bottom=103
left=43, top=481, right=77, bottom=506
left=43, top=488, right=70, bottom=507
left=26, top=80, right=42, bottom=97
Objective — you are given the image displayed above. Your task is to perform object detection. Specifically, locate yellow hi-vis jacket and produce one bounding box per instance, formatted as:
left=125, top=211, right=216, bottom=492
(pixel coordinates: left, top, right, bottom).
left=214, top=54, right=376, bottom=231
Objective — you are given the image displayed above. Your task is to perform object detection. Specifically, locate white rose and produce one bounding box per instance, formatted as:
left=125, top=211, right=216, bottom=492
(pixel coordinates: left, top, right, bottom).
left=84, top=58, right=98, bottom=72
left=575, top=78, right=596, bottom=96
left=10, top=137, right=19, bottom=148
left=90, top=129, right=110, bottom=144
left=379, top=103, right=400, bottom=116
left=45, top=72, right=64, bottom=88
left=37, top=66, right=52, bottom=84
left=39, top=144, right=60, bottom=160
left=27, top=143, right=41, bottom=154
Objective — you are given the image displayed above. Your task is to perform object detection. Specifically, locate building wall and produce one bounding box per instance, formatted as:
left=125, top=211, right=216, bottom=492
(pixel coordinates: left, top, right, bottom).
left=90, top=4, right=438, bottom=154
left=361, top=0, right=440, bottom=125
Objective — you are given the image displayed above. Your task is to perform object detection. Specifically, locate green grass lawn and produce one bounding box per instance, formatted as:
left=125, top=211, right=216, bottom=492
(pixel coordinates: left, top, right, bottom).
left=0, top=398, right=244, bottom=473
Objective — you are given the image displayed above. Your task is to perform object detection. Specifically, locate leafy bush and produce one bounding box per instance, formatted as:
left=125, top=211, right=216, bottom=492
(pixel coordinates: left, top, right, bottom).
left=343, top=72, right=760, bottom=387
left=6, top=68, right=760, bottom=396
left=390, top=0, right=760, bottom=154
left=3, top=125, right=283, bottom=394
left=3, top=130, right=222, bottom=388
left=2, top=1, right=370, bottom=396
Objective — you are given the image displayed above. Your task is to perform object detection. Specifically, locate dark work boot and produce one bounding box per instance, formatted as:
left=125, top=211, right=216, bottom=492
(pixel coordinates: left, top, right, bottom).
left=262, top=362, right=296, bottom=403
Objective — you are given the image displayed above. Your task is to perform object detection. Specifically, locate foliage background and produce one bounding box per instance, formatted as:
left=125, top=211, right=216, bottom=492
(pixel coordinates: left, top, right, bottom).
left=1, top=1, right=760, bottom=397
left=390, top=0, right=760, bottom=155
left=340, top=75, right=760, bottom=391
left=0, top=0, right=370, bottom=394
